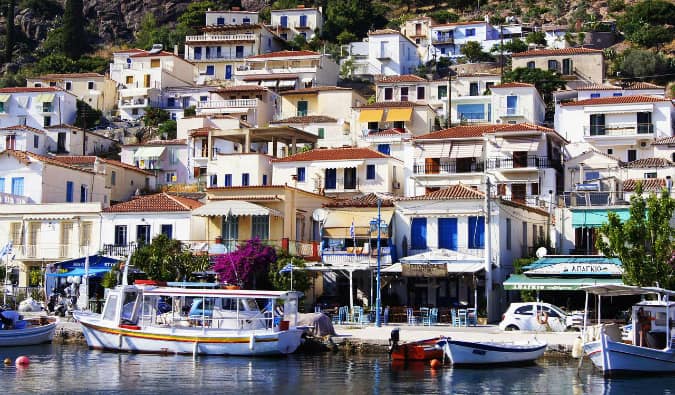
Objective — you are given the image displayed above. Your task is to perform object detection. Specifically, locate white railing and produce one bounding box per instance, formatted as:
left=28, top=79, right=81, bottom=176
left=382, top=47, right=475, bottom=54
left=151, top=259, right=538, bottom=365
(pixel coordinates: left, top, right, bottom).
left=12, top=245, right=89, bottom=259
left=321, top=251, right=392, bottom=266
left=583, top=123, right=654, bottom=137
left=186, top=33, right=256, bottom=42
left=119, top=99, right=148, bottom=108
left=197, top=98, right=258, bottom=109
left=0, top=192, right=32, bottom=204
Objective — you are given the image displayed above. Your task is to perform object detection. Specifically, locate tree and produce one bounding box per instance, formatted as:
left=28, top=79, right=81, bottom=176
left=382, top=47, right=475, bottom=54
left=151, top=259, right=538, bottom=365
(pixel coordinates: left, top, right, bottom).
left=618, top=0, right=675, bottom=48
left=268, top=251, right=310, bottom=292
left=323, top=0, right=386, bottom=42
left=32, top=53, right=78, bottom=75
left=460, top=41, right=492, bottom=63
left=597, top=184, right=675, bottom=289
left=429, top=10, right=459, bottom=24
left=502, top=67, right=566, bottom=102
left=525, top=31, right=547, bottom=46
left=183, top=106, right=196, bottom=117
left=491, top=38, right=528, bottom=54
left=618, top=49, right=669, bottom=78
left=61, top=0, right=88, bottom=59
left=74, top=100, right=102, bottom=129
left=134, top=13, right=173, bottom=51
left=212, top=239, right=277, bottom=288
left=143, top=107, right=170, bottom=127
left=158, top=120, right=177, bottom=140
left=131, top=234, right=210, bottom=282
left=5, top=0, right=15, bottom=63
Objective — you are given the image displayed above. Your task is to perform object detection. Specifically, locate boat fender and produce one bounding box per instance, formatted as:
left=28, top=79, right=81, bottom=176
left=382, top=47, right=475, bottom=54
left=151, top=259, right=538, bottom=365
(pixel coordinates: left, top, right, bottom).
left=536, top=311, right=549, bottom=325
left=249, top=335, right=256, bottom=351
left=571, top=337, right=583, bottom=359
left=4, top=358, right=11, bottom=365
left=15, top=356, right=30, bottom=367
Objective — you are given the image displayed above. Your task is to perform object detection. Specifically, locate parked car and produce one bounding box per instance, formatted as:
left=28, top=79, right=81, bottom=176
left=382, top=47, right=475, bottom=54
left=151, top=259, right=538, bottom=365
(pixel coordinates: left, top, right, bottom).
left=498, top=302, right=583, bottom=332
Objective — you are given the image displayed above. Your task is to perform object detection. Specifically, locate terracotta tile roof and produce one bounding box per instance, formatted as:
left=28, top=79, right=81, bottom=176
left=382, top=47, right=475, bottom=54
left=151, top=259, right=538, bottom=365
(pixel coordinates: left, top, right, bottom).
left=567, top=149, right=624, bottom=165
left=512, top=47, right=604, bottom=57
left=0, top=87, right=61, bottom=93
left=622, top=178, right=666, bottom=192
left=279, top=86, right=350, bottom=95
left=367, top=128, right=409, bottom=136
left=415, top=124, right=498, bottom=140
left=377, top=75, right=427, bottom=83
left=357, top=101, right=420, bottom=109
left=129, top=50, right=181, bottom=58
left=44, top=124, right=84, bottom=131
left=34, top=73, right=104, bottom=80
left=653, top=136, right=675, bottom=145
left=104, top=193, right=202, bottom=213
left=0, top=125, right=45, bottom=134
left=270, top=115, right=338, bottom=124
left=431, top=20, right=486, bottom=27
left=273, top=147, right=390, bottom=162
left=189, top=127, right=217, bottom=137
left=624, top=157, right=674, bottom=168
left=53, top=155, right=154, bottom=176
left=2, top=150, right=95, bottom=174
left=491, top=82, right=535, bottom=89
left=561, top=95, right=672, bottom=106
left=125, top=139, right=187, bottom=147
left=214, top=85, right=268, bottom=93
left=324, top=193, right=395, bottom=208
left=369, top=28, right=402, bottom=36
left=398, top=184, right=484, bottom=201
left=247, top=50, right=320, bottom=59
left=575, top=84, right=621, bottom=90
left=626, top=82, right=664, bottom=90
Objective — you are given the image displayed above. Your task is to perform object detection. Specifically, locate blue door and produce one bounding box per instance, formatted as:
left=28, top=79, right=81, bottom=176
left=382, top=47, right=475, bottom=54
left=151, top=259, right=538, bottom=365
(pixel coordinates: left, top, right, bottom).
left=468, top=216, right=485, bottom=249
left=410, top=218, right=427, bottom=250
left=280, top=16, right=288, bottom=28
left=225, top=65, right=232, bottom=80
left=299, top=15, right=307, bottom=27
left=194, top=47, right=202, bottom=60
left=325, top=169, right=336, bottom=189
left=11, top=177, right=24, bottom=196
left=438, top=218, right=458, bottom=250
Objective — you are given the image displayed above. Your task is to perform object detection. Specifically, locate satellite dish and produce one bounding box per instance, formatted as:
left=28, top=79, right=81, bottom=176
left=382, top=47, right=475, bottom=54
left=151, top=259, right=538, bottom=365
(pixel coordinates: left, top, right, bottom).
left=312, top=208, right=327, bottom=223
left=535, top=247, right=548, bottom=259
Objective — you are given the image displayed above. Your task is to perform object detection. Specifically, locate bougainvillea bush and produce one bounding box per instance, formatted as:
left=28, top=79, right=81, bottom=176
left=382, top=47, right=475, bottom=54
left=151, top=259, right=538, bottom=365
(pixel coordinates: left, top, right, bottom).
left=212, top=239, right=277, bottom=288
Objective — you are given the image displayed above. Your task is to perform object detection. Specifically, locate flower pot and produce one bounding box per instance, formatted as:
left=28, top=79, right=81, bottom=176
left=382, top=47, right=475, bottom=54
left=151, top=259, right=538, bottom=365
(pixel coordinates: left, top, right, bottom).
left=225, top=285, right=240, bottom=290
left=477, top=317, right=488, bottom=325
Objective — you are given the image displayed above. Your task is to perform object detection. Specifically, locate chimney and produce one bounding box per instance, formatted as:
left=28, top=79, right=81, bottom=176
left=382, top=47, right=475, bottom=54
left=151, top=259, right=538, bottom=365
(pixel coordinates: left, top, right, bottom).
left=232, top=6, right=240, bottom=11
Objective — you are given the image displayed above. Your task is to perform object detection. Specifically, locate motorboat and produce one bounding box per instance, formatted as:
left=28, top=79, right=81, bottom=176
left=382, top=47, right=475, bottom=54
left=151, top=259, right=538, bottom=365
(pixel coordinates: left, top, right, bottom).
left=437, top=338, right=547, bottom=365
left=390, top=337, right=444, bottom=361
left=581, top=284, right=675, bottom=375
left=0, top=310, right=58, bottom=346
left=73, top=283, right=305, bottom=356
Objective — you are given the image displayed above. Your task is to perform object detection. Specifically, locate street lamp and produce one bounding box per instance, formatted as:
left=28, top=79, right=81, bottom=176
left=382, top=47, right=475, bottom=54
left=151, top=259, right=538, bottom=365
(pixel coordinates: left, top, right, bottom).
left=370, top=197, right=387, bottom=327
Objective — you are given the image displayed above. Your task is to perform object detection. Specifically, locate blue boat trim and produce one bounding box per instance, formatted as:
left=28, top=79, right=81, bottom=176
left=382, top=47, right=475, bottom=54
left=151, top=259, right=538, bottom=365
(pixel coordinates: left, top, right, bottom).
left=442, top=339, right=547, bottom=353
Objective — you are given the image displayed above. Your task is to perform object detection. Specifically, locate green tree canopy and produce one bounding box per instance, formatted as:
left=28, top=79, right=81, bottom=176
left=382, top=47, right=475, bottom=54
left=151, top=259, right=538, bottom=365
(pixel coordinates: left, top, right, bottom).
left=491, top=38, right=528, bottom=54
left=143, top=107, right=170, bottom=127
left=158, top=120, right=177, bottom=140
left=61, top=0, right=88, bottom=59
left=502, top=67, right=566, bottom=101
left=460, top=41, right=493, bottom=63
left=618, top=0, right=675, bottom=48
left=617, top=49, right=670, bottom=79
left=322, top=0, right=387, bottom=42
left=74, top=100, right=103, bottom=129
left=268, top=252, right=310, bottom=292
left=525, top=31, right=547, bottom=46
left=597, top=184, right=675, bottom=289
left=131, top=234, right=211, bottom=282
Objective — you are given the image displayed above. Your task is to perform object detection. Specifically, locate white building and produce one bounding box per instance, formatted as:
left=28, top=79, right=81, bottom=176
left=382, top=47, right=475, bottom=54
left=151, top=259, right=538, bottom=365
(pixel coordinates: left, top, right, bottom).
left=343, top=29, right=420, bottom=80
left=120, top=139, right=189, bottom=187
left=44, top=124, right=118, bottom=156
left=428, top=20, right=504, bottom=60
left=25, top=72, right=118, bottom=115
left=0, top=125, right=47, bottom=154
left=270, top=5, right=323, bottom=42
left=489, top=82, right=546, bottom=125
left=0, top=87, right=77, bottom=130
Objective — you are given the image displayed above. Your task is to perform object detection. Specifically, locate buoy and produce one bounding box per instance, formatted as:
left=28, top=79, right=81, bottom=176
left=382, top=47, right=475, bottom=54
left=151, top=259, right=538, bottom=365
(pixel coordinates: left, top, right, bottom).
left=3, top=358, right=11, bottom=365
left=430, top=359, right=441, bottom=369
left=15, top=356, right=30, bottom=367
left=572, top=337, right=583, bottom=359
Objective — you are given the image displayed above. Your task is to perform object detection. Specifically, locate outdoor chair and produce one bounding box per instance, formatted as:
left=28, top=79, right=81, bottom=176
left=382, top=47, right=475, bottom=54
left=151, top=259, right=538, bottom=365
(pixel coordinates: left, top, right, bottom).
left=420, top=307, right=430, bottom=325
left=451, top=309, right=461, bottom=327
left=332, top=306, right=348, bottom=325
left=406, top=308, right=418, bottom=325
left=458, top=309, right=468, bottom=327
left=383, top=306, right=389, bottom=325
left=467, top=308, right=478, bottom=326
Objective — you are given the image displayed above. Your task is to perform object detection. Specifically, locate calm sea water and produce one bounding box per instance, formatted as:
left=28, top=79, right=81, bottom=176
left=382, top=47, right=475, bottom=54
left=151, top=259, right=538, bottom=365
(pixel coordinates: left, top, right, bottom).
left=0, top=344, right=673, bottom=394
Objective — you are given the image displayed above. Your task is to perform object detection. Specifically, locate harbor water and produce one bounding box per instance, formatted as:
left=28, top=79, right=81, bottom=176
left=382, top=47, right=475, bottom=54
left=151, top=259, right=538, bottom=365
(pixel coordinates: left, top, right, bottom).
left=0, top=344, right=673, bottom=394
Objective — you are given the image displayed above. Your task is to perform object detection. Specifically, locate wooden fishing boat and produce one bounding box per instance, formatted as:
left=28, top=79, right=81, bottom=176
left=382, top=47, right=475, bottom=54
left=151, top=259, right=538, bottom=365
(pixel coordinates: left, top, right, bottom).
left=0, top=311, right=58, bottom=347
left=437, top=338, right=547, bottom=365
left=390, top=337, right=444, bottom=361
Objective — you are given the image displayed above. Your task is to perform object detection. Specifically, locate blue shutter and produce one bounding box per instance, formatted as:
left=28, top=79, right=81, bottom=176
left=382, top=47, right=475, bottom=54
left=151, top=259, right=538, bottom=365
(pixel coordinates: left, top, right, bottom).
left=325, top=169, right=336, bottom=189
left=11, top=177, right=24, bottom=196
left=410, top=218, right=427, bottom=250
left=438, top=218, right=458, bottom=250
left=468, top=216, right=485, bottom=249
left=297, top=167, right=306, bottom=182
left=224, top=174, right=232, bottom=187
left=242, top=173, right=250, bottom=186
left=80, top=185, right=86, bottom=202
left=262, top=174, right=268, bottom=185
left=225, top=65, right=232, bottom=79
left=377, top=144, right=390, bottom=155
left=366, top=164, right=375, bottom=180
left=0, top=178, right=4, bottom=194
left=66, top=181, right=73, bottom=202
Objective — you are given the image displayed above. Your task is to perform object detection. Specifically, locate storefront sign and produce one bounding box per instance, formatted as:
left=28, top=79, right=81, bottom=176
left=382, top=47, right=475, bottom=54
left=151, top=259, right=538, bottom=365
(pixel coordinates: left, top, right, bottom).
left=402, top=263, right=447, bottom=277
left=525, top=263, right=622, bottom=276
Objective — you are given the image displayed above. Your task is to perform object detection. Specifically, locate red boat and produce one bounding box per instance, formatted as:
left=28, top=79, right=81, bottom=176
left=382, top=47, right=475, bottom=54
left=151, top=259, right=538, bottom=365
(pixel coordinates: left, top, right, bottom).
left=390, top=337, right=444, bottom=361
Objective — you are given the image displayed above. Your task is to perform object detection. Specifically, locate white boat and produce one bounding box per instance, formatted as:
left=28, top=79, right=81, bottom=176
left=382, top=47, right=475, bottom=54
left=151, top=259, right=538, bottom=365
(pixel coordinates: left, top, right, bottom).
left=581, top=284, right=675, bottom=375
left=0, top=311, right=58, bottom=347
left=73, top=284, right=305, bottom=356
left=437, top=338, right=547, bottom=365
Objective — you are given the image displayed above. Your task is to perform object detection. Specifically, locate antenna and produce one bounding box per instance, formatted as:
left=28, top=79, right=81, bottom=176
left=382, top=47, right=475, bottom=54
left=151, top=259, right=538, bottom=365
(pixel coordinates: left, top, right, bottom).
left=312, top=208, right=328, bottom=223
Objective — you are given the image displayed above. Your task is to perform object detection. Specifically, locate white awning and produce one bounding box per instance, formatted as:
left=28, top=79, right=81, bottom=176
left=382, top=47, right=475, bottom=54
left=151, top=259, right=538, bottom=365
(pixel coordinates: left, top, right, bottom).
left=0, top=94, right=11, bottom=102
left=382, top=262, right=484, bottom=274
left=261, top=80, right=277, bottom=87
left=301, top=78, right=313, bottom=84
left=449, top=143, right=483, bottom=158
left=35, top=93, right=55, bottom=103
left=192, top=200, right=282, bottom=217
left=23, top=215, right=75, bottom=221
left=278, top=80, right=297, bottom=88
left=133, top=146, right=166, bottom=159
left=312, top=160, right=364, bottom=169
left=501, top=139, right=537, bottom=151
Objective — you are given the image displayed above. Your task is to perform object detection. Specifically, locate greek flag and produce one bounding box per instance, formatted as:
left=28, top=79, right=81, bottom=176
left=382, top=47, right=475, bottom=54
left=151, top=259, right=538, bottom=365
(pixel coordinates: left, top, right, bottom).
left=0, top=242, right=12, bottom=258
left=350, top=220, right=355, bottom=239
left=279, top=263, right=294, bottom=274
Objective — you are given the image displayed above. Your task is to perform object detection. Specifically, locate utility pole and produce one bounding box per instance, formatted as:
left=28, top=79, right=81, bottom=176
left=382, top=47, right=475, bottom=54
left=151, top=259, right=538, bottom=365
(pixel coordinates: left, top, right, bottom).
left=484, top=177, right=493, bottom=322
left=500, top=25, right=504, bottom=80
left=447, top=76, right=452, bottom=128
left=375, top=196, right=382, bottom=327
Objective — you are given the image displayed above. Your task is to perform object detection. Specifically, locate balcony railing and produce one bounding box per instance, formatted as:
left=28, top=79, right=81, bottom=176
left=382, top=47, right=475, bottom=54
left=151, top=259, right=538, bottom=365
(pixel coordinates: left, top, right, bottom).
left=432, top=35, right=454, bottom=44
left=0, top=192, right=32, bottom=204
left=561, top=191, right=629, bottom=207
left=457, top=112, right=489, bottom=123
left=413, top=160, right=485, bottom=175
left=407, top=247, right=485, bottom=259
left=119, top=98, right=148, bottom=108
left=197, top=98, right=258, bottom=109
left=12, top=245, right=89, bottom=259
left=102, top=243, right=137, bottom=258
left=192, top=54, right=246, bottom=61
left=486, top=156, right=560, bottom=170
left=325, top=177, right=360, bottom=192
left=186, top=33, right=256, bottom=42
left=321, top=249, right=392, bottom=266
left=583, top=123, right=654, bottom=137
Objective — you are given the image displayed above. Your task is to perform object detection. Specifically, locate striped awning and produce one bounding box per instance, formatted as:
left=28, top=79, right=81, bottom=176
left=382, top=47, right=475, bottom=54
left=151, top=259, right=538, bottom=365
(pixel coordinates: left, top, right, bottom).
left=192, top=200, right=281, bottom=217
left=449, top=143, right=483, bottom=158
left=385, top=107, right=413, bottom=122
left=0, top=94, right=11, bottom=102
left=322, top=209, right=394, bottom=238
left=133, top=146, right=166, bottom=159
left=35, top=93, right=55, bottom=103
left=358, top=109, right=384, bottom=123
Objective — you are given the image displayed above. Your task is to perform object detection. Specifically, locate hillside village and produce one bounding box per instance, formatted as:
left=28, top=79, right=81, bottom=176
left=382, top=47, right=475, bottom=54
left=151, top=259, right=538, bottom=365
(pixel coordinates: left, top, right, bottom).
left=0, top=2, right=673, bottom=322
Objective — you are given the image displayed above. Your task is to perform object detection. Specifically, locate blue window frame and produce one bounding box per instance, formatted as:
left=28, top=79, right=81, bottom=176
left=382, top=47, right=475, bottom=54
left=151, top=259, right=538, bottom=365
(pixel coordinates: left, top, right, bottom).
left=299, top=15, right=307, bottom=27
left=438, top=218, right=458, bottom=250
left=0, top=177, right=4, bottom=193
left=590, top=93, right=600, bottom=98
left=366, top=164, right=376, bottom=180
left=194, top=47, right=202, bottom=60
left=242, top=173, right=250, bottom=186
left=206, top=65, right=215, bottom=76
left=66, top=181, right=73, bottom=202
left=262, top=174, right=268, bottom=185
left=465, top=28, right=476, bottom=37
left=297, top=167, right=306, bottom=182
left=410, top=218, right=427, bottom=250
left=280, top=15, right=288, bottom=28
left=457, top=103, right=486, bottom=120
left=210, top=174, right=218, bottom=186
left=468, top=216, right=485, bottom=249
left=216, top=17, right=225, bottom=25
left=10, top=177, right=23, bottom=196
left=225, top=65, right=232, bottom=80
left=80, top=184, right=87, bottom=202
left=612, top=93, right=622, bottom=97
left=377, top=144, right=390, bottom=155
left=224, top=174, right=232, bottom=187
left=324, top=169, right=336, bottom=189
left=161, top=224, right=173, bottom=239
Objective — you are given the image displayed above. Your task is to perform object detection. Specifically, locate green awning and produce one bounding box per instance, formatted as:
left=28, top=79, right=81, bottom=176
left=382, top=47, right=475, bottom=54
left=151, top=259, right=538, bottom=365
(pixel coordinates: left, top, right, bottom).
left=571, top=208, right=630, bottom=228
left=35, top=93, right=55, bottom=103
left=503, top=274, right=624, bottom=291
left=0, top=94, right=11, bottom=102
left=133, top=146, right=166, bottom=159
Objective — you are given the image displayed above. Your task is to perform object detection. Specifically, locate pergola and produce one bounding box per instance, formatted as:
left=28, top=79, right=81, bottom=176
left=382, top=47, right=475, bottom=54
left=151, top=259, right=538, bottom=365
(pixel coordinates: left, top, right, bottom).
left=207, top=126, right=318, bottom=157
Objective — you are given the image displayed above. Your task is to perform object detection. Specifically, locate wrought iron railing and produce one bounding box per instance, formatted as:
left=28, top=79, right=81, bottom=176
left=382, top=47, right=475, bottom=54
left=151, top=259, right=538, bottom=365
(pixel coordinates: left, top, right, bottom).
left=486, top=156, right=561, bottom=170
left=413, top=161, right=485, bottom=174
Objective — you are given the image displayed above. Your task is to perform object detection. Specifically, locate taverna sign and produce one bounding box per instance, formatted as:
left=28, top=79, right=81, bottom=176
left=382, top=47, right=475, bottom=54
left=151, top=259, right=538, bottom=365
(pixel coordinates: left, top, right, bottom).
left=525, top=263, right=623, bottom=276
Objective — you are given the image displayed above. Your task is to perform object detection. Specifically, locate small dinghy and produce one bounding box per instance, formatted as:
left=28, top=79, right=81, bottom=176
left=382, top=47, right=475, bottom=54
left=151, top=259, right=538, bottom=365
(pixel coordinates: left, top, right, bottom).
left=388, top=328, right=443, bottom=361
left=437, top=338, right=547, bottom=366
left=0, top=310, right=58, bottom=347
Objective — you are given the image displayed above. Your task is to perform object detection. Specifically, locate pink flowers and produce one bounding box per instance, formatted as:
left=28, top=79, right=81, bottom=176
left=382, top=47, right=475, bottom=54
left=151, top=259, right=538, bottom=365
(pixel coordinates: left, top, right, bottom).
left=212, top=238, right=277, bottom=288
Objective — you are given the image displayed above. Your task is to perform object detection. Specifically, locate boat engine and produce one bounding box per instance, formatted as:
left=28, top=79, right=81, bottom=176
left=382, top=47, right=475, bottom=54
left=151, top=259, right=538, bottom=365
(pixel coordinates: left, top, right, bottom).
left=388, top=328, right=400, bottom=355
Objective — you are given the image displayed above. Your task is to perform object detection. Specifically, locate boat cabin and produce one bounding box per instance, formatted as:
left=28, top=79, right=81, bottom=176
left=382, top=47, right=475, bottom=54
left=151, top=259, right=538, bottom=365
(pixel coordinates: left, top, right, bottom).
left=631, top=300, right=675, bottom=349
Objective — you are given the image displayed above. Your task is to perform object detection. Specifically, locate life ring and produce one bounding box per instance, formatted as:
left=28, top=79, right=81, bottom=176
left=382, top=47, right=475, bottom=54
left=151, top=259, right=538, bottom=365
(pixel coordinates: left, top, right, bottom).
left=536, top=311, right=549, bottom=325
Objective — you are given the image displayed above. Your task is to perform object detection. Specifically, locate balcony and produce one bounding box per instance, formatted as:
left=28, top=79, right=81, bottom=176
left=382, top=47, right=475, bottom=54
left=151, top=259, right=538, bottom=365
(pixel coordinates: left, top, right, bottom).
left=413, top=160, right=485, bottom=175
left=119, top=98, right=148, bottom=108
left=408, top=247, right=485, bottom=259
left=500, top=107, right=524, bottom=117
left=102, top=243, right=137, bottom=258
left=12, top=245, right=88, bottom=260
left=191, top=54, right=246, bottom=61
left=375, top=52, right=392, bottom=61
left=561, top=191, right=628, bottom=207
left=185, top=33, right=256, bottom=43
left=197, top=98, right=258, bottom=109
left=457, top=112, right=489, bottom=123
left=325, top=177, right=360, bottom=193
left=486, top=156, right=561, bottom=170
left=583, top=123, right=654, bottom=137
left=321, top=248, right=392, bottom=267
left=432, top=35, right=454, bottom=44
left=0, top=192, right=32, bottom=204
left=295, top=24, right=312, bottom=30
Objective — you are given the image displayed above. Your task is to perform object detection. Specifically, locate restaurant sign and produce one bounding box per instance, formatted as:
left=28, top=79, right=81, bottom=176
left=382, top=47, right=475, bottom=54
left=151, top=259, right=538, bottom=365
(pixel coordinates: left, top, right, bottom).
left=525, top=263, right=622, bottom=276
left=402, top=263, right=447, bottom=277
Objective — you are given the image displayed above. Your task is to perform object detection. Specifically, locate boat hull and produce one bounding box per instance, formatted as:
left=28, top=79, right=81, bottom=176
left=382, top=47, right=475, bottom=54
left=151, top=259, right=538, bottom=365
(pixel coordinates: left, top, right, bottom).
left=75, top=313, right=303, bottom=356
left=440, top=339, right=547, bottom=365
left=584, top=334, right=675, bottom=375
left=0, top=322, right=57, bottom=347
left=391, top=337, right=444, bottom=361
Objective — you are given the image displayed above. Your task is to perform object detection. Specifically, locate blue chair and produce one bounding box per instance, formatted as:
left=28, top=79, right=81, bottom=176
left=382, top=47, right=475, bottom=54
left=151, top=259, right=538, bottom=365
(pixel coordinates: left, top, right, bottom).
left=383, top=307, right=389, bottom=325
left=406, top=308, right=418, bottom=326
left=458, top=309, right=468, bottom=327
left=451, top=309, right=461, bottom=327
left=467, top=308, right=478, bottom=326
left=332, top=306, right=347, bottom=325
left=314, top=305, right=322, bottom=313
left=430, top=307, right=439, bottom=325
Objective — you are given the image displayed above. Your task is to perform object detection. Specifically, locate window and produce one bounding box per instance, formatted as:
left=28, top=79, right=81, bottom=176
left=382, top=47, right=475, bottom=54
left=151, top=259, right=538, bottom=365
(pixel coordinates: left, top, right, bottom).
left=527, top=61, right=535, bottom=69
left=210, top=174, right=218, bottom=186
left=136, top=225, right=151, bottom=245
left=80, top=184, right=88, bottom=202
left=627, top=149, right=637, bottom=162
left=125, top=75, right=133, bottom=84
left=80, top=221, right=92, bottom=246
left=217, top=17, right=225, bottom=25
left=438, top=218, right=458, bottom=250
left=562, top=58, right=572, bottom=75
left=318, top=128, right=325, bottom=138
left=637, top=112, right=652, bottom=134
left=88, top=81, right=94, bottom=90
left=49, top=81, right=57, bottom=87
left=531, top=182, right=539, bottom=195
left=169, top=148, right=178, bottom=164
left=224, top=174, right=232, bottom=187
left=165, top=172, right=176, bottom=183
left=437, top=85, right=447, bottom=99
left=167, top=97, right=175, bottom=107
left=607, top=149, right=613, bottom=155
left=506, top=96, right=518, bottom=115
left=297, top=167, right=306, bottom=182
left=393, top=121, right=404, bottom=129
left=262, top=174, right=267, bottom=185
left=589, top=114, right=605, bottom=135
left=0, top=177, right=4, bottom=193
left=343, top=168, right=356, bottom=189
left=325, top=168, right=336, bottom=189
left=34, top=83, right=41, bottom=87
left=199, top=96, right=208, bottom=102
left=297, top=100, right=308, bottom=116
left=243, top=17, right=250, bottom=25
left=161, top=224, right=173, bottom=239
left=33, top=135, right=39, bottom=148
left=384, top=87, right=393, bottom=100
left=417, top=86, right=425, bottom=100
left=465, top=28, right=475, bottom=37
left=150, top=59, right=160, bottom=68
left=410, top=218, right=427, bottom=250
left=111, top=171, right=116, bottom=186
left=11, top=177, right=24, bottom=196
left=457, top=103, right=486, bottom=120
left=612, top=92, right=622, bottom=97
left=251, top=215, right=269, bottom=240
left=585, top=171, right=600, bottom=181
left=42, top=102, right=52, bottom=112
left=242, top=173, right=250, bottom=186
left=280, top=15, right=288, bottom=28
left=222, top=215, right=239, bottom=241
left=65, top=81, right=72, bottom=90
left=468, top=216, right=485, bottom=249
left=206, top=65, right=215, bottom=75
left=225, top=65, right=233, bottom=79
left=377, top=144, right=390, bottom=155
left=547, top=60, right=558, bottom=71
left=400, top=87, right=409, bottom=101
left=0, top=102, right=4, bottom=113
left=367, top=122, right=378, bottom=130
left=590, top=93, right=600, bottom=98
left=44, top=116, right=51, bottom=127
left=66, top=181, right=73, bottom=202
left=114, top=225, right=127, bottom=245
left=469, top=82, right=479, bottom=96
left=299, top=14, right=308, bottom=27
left=366, top=164, right=375, bottom=180
left=506, top=218, right=511, bottom=250
left=514, top=305, right=533, bottom=315
left=485, top=82, right=494, bottom=92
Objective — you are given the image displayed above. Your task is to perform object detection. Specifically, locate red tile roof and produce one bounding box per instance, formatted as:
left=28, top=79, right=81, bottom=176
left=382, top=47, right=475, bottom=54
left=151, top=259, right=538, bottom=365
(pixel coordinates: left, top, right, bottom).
left=377, top=75, right=427, bottom=83
left=53, top=155, right=154, bottom=176
left=0, top=87, right=61, bottom=93
left=34, top=73, right=104, bottom=80
left=369, top=28, right=403, bottom=36
left=324, top=193, right=395, bottom=208
left=214, top=85, right=268, bottom=93
left=2, top=150, right=95, bottom=174
left=624, top=157, right=673, bottom=168
left=125, top=139, right=187, bottom=147
left=415, top=125, right=498, bottom=140
left=104, top=193, right=202, bottom=213
left=622, top=178, right=666, bottom=192
left=367, top=128, right=409, bottom=136
left=653, top=136, right=675, bottom=145
left=561, top=95, right=672, bottom=106
left=129, top=50, right=181, bottom=58
left=247, top=50, right=320, bottom=59
left=398, top=184, right=484, bottom=200
left=491, top=82, right=535, bottom=89
left=273, top=147, right=390, bottom=162
left=270, top=115, right=338, bottom=124
left=512, top=47, right=604, bottom=57
left=357, top=101, right=420, bottom=109
left=189, top=127, right=217, bottom=137
left=0, top=125, right=45, bottom=134
left=626, top=82, right=664, bottom=90
left=431, top=20, right=486, bottom=27
left=575, top=84, right=621, bottom=91
left=279, top=86, right=351, bottom=95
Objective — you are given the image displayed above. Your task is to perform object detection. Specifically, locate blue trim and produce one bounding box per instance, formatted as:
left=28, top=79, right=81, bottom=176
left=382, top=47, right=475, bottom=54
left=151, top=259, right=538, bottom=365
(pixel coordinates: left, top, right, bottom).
left=441, top=339, right=547, bottom=353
